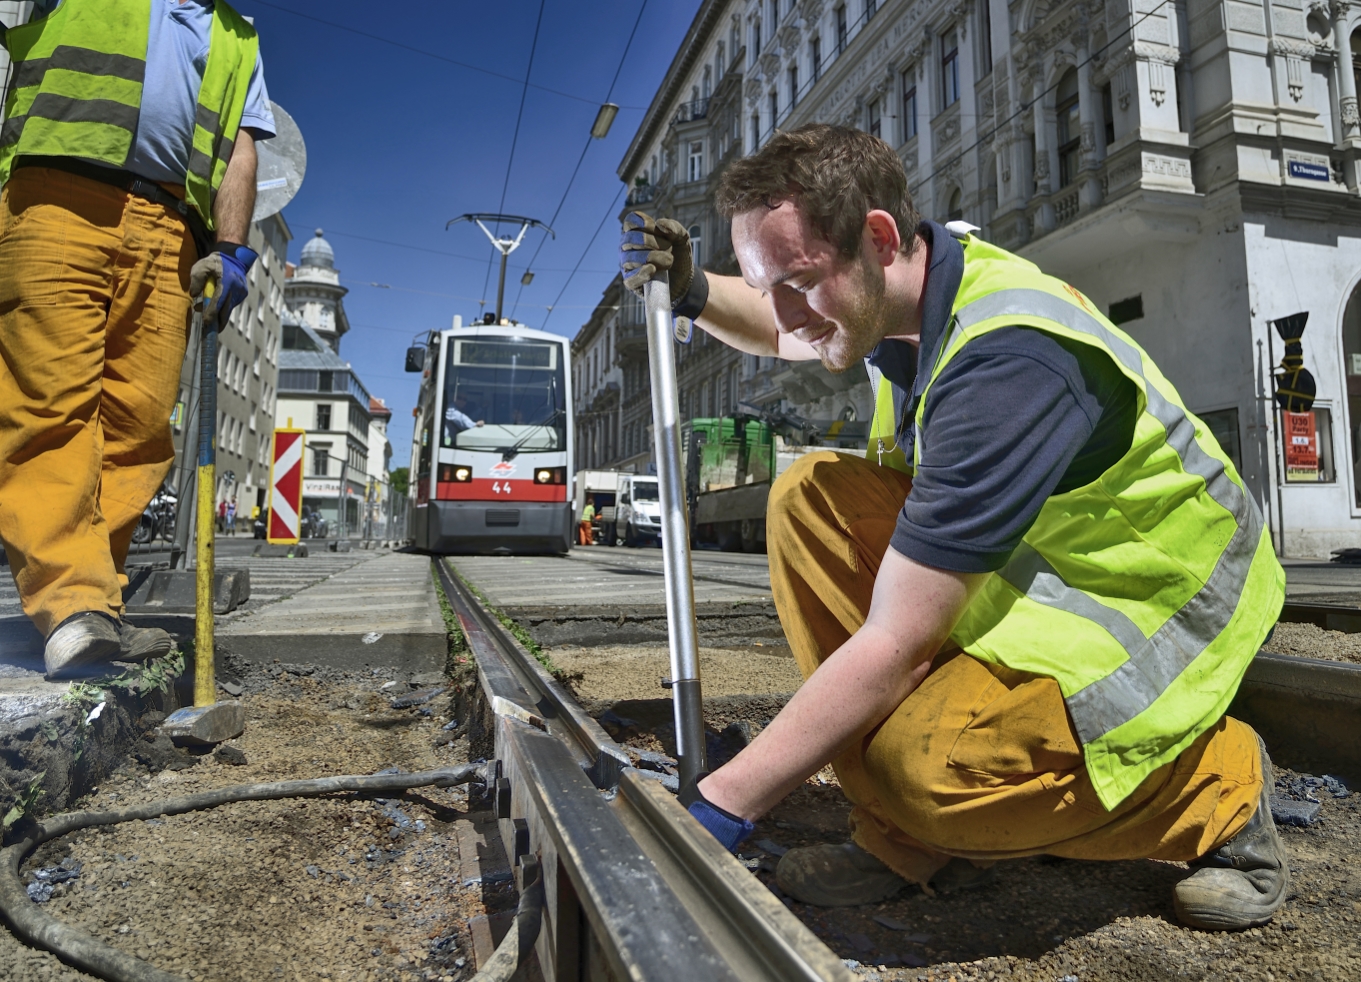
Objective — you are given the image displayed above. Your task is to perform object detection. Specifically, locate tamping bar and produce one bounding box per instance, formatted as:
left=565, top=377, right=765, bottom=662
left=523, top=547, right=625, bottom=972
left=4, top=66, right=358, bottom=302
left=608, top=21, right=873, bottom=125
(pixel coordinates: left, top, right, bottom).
left=643, top=274, right=709, bottom=789
left=194, top=284, right=218, bottom=708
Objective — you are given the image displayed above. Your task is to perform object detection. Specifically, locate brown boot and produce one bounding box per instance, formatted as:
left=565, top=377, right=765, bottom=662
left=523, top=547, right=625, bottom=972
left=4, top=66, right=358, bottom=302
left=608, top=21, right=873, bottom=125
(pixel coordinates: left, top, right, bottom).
left=1173, top=734, right=1289, bottom=930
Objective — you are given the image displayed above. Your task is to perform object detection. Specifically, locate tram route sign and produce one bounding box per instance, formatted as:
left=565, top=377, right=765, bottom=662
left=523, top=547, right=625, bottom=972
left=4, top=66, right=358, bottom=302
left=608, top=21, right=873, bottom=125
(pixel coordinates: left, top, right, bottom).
left=267, top=428, right=306, bottom=543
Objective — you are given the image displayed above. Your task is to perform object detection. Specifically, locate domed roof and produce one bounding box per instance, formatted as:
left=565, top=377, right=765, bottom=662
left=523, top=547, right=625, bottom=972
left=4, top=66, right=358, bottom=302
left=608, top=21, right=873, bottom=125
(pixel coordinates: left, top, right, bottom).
left=300, top=228, right=334, bottom=269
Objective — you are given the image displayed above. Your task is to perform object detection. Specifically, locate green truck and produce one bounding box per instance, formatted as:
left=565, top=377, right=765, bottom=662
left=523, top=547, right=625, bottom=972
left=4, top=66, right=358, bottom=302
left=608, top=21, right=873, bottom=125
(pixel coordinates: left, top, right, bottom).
left=683, top=414, right=868, bottom=553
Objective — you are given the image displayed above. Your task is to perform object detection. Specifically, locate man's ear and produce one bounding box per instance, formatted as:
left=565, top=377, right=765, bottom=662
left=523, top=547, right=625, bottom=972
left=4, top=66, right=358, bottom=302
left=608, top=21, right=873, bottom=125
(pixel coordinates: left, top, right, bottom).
left=863, top=211, right=902, bottom=268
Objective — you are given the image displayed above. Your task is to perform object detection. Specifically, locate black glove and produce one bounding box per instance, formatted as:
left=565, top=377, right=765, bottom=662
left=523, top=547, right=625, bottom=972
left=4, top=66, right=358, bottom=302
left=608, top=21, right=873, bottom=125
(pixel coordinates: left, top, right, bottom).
left=619, top=211, right=709, bottom=319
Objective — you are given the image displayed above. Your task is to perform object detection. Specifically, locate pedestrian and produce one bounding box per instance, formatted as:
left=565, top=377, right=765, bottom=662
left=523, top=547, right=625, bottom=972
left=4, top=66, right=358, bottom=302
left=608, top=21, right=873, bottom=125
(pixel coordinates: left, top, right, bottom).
left=621, top=124, right=1287, bottom=932
left=226, top=497, right=237, bottom=535
left=578, top=499, right=596, bottom=547
left=0, top=0, right=275, bottom=678
left=217, top=499, right=227, bottom=534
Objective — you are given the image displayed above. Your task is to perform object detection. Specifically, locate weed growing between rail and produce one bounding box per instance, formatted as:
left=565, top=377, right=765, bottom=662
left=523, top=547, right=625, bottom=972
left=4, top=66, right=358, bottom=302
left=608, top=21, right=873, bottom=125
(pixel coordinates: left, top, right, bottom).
left=448, top=565, right=571, bottom=681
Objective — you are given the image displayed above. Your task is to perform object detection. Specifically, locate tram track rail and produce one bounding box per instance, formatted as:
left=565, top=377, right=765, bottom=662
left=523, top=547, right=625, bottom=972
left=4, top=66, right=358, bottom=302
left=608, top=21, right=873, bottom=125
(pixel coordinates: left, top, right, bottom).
left=433, top=557, right=854, bottom=982
left=438, top=553, right=1361, bottom=980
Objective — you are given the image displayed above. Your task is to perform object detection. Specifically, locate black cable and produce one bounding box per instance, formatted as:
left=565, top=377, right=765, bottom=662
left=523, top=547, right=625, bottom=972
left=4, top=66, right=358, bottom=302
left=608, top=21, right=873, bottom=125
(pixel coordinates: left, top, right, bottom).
left=540, top=183, right=626, bottom=330
left=242, top=0, right=645, bottom=110
left=509, top=0, right=650, bottom=320
left=480, top=0, right=548, bottom=313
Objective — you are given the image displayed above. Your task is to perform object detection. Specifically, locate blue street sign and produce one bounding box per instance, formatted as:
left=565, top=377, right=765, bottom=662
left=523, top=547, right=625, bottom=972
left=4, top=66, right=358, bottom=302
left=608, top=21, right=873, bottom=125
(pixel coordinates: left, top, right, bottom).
left=1288, top=160, right=1330, bottom=182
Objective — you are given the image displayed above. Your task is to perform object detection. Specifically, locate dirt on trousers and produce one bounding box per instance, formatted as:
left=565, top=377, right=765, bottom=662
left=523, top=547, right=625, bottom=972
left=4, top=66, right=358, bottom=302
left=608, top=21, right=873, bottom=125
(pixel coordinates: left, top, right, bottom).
left=0, top=664, right=504, bottom=982
left=558, top=641, right=1361, bottom=982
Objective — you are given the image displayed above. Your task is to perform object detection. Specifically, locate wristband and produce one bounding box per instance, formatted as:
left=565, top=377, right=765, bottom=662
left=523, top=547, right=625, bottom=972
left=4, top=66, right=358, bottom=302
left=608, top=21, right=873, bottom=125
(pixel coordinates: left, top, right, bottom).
left=213, top=242, right=259, bottom=270
left=673, top=266, right=709, bottom=320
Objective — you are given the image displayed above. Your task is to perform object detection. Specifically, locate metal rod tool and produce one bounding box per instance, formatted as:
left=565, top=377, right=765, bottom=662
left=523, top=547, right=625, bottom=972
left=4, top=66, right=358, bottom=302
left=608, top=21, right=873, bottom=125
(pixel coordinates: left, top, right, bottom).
left=194, top=284, right=218, bottom=708
left=643, top=274, right=708, bottom=789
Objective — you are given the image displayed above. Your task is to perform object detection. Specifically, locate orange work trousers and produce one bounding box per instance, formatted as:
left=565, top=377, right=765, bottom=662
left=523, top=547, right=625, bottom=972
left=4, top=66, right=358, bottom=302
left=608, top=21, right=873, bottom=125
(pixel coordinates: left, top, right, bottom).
left=0, top=167, right=194, bottom=637
left=577, top=520, right=594, bottom=546
left=766, top=450, right=1263, bottom=887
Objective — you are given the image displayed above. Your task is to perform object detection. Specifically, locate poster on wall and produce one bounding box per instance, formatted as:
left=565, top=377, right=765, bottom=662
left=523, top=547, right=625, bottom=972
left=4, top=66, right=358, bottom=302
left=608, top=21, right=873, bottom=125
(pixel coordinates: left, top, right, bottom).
left=1283, top=411, right=1319, bottom=482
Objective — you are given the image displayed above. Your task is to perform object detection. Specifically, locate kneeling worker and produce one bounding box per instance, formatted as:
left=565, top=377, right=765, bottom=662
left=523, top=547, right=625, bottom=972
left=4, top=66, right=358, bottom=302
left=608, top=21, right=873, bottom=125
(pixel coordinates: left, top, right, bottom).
left=621, top=124, right=1287, bottom=931
left=0, top=0, right=272, bottom=677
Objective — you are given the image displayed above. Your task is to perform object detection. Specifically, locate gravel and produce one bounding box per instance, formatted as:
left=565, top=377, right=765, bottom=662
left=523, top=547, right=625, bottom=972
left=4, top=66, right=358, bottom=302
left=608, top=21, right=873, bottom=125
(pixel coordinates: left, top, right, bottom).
left=1262, top=622, right=1361, bottom=663
left=1, top=666, right=501, bottom=982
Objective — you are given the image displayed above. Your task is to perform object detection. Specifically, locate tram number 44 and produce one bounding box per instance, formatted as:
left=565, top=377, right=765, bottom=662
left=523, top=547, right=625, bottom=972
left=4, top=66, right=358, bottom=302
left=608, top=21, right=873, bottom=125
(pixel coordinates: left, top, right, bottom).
left=491, top=481, right=513, bottom=495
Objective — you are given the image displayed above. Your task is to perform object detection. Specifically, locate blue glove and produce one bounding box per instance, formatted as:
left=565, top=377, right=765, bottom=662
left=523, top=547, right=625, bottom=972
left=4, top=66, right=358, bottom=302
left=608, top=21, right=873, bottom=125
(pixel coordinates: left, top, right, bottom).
left=190, top=243, right=258, bottom=324
left=683, top=778, right=755, bottom=853
left=619, top=211, right=709, bottom=319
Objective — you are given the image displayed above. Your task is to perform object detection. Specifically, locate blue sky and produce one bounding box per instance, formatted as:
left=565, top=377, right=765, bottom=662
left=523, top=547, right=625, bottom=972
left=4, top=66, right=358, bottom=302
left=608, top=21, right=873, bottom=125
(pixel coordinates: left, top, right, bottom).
left=237, top=0, right=701, bottom=469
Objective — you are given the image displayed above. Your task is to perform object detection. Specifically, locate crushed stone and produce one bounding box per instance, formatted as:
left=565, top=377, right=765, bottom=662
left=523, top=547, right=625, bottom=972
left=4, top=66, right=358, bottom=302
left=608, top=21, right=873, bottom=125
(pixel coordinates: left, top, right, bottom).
left=1262, top=622, right=1361, bottom=663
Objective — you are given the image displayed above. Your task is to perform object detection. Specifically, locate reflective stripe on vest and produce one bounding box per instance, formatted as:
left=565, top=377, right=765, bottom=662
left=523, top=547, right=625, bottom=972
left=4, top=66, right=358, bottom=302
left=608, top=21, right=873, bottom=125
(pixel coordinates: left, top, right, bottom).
left=949, top=288, right=1265, bottom=748
left=184, top=3, right=257, bottom=228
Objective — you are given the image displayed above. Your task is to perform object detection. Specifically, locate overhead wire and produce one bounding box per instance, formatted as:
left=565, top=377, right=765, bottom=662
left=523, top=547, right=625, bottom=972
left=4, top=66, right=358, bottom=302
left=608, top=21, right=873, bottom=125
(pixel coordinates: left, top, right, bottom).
left=479, top=0, right=548, bottom=313
left=540, top=183, right=627, bottom=330
left=242, top=0, right=646, bottom=109
left=286, top=225, right=613, bottom=273
left=509, top=0, right=650, bottom=320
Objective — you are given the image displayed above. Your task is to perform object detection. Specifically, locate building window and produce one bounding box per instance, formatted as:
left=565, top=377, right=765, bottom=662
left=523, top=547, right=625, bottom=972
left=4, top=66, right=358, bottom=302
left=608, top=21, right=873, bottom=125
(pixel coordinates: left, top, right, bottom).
left=902, top=75, right=918, bottom=139
left=788, top=64, right=799, bottom=107
left=317, top=404, right=331, bottom=430
left=979, top=0, right=993, bottom=75
left=688, top=140, right=704, bottom=182
left=835, top=6, right=848, bottom=53
left=868, top=99, right=881, bottom=138
left=941, top=31, right=960, bottom=107
left=753, top=18, right=761, bottom=59
left=866, top=0, right=877, bottom=21
left=1341, top=284, right=1361, bottom=503
left=716, top=41, right=725, bottom=80
left=946, top=188, right=963, bottom=222
left=1102, top=84, right=1115, bottom=146
left=702, top=66, right=712, bottom=100
left=770, top=0, right=779, bottom=28
left=1056, top=69, right=1081, bottom=188
left=1282, top=407, right=1337, bottom=483
left=689, top=224, right=703, bottom=267
left=751, top=112, right=761, bottom=150
left=313, top=447, right=330, bottom=477
left=1108, top=295, right=1143, bottom=325
left=1198, top=408, right=1242, bottom=475
left=769, top=89, right=779, bottom=126
left=811, top=36, right=822, bottom=82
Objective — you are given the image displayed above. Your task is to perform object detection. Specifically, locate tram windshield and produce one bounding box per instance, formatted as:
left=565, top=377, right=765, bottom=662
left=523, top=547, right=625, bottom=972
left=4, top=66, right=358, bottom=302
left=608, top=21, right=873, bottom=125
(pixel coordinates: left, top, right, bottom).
left=442, top=338, right=566, bottom=453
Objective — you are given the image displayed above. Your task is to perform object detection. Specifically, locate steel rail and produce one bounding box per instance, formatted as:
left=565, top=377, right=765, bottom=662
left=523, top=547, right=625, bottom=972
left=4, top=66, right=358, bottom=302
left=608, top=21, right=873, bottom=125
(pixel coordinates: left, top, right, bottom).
left=435, top=558, right=853, bottom=982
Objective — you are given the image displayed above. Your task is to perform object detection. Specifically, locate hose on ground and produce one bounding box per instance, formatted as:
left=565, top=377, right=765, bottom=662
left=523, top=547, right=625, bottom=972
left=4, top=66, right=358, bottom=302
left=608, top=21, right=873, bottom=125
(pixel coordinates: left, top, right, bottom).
left=469, top=865, right=544, bottom=982
left=0, top=762, right=486, bottom=982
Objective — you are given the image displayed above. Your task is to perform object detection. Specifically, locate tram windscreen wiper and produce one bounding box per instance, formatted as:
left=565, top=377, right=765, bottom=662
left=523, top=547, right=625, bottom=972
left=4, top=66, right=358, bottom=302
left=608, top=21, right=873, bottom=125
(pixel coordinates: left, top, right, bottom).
left=500, top=408, right=566, bottom=461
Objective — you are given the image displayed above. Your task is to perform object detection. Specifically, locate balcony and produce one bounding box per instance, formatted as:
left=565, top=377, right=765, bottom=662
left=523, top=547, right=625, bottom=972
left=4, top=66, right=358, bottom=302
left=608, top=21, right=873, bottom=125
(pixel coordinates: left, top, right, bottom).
left=627, top=183, right=658, bottom=207
left=672, top=99, right=710, bottom=126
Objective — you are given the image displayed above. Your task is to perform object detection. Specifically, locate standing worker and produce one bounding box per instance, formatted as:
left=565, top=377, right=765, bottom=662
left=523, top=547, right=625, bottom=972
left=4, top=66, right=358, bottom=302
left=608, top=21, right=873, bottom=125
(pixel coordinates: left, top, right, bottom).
left=578, top=498, right=596, bottom=547
left=0, top=0, right=274, bottom=678
left=622, top=125, right=1288, bottom=932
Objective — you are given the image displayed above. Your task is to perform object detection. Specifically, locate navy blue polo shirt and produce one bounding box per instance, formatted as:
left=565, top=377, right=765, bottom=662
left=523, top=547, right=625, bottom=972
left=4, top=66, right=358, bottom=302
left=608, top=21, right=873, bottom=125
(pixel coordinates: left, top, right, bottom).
left=865, top=223, right=1139, bottom=573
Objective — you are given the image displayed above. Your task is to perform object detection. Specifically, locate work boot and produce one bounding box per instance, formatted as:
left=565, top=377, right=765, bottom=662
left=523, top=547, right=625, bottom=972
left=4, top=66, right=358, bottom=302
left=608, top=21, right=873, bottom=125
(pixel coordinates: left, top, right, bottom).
left=776, top=843, right=908, bottom=907
left=929, top=856, right=996, bottom=895
left=44, top=612, right=121, bottom=680
left=1173, top=734, right=1290, bottom=931
left=119, top=622, right=174, bottom=662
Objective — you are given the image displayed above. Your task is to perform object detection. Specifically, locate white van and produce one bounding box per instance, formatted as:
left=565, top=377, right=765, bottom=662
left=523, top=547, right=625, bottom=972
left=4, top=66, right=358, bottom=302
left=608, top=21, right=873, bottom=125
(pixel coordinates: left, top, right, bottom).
left=609, top=474, right=661, bottom=547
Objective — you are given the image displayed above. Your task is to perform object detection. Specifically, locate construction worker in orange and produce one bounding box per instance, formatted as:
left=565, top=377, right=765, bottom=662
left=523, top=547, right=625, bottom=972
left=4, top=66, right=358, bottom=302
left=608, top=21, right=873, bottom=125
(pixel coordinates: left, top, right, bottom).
left=0, top=0, right=275, bottom=678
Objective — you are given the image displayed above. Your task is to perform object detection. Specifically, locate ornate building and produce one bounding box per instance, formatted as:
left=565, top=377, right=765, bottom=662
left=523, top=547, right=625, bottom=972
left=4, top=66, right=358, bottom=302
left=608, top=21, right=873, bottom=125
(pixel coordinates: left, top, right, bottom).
left=583, top=0, right=1361, bottom=555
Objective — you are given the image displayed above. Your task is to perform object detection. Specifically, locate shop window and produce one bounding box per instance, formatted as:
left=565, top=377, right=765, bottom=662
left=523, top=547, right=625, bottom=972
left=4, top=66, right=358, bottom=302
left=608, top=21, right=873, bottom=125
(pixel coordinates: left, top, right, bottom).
left=1342, top=282, right=1361, bottom=503
left=1198, top=407, right=1242, bottom=474
left=1056, top=69, right=1081, bottom=188
left=1282, top=407, right=1336, bottom=484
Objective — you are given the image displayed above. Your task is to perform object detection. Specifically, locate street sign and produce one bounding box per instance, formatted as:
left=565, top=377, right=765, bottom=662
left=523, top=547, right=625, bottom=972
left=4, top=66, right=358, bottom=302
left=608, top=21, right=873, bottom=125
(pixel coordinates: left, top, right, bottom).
left=267, top=428, right=306, bottom=543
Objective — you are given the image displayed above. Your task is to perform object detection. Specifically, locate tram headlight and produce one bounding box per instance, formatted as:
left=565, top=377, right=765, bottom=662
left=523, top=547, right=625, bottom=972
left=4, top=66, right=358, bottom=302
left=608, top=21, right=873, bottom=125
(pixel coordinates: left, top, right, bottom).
left=454, top=467, right=472, bottom=482
left=535, top=467, right=566, bottom=485
left=439, top=465, right=473, bottom=483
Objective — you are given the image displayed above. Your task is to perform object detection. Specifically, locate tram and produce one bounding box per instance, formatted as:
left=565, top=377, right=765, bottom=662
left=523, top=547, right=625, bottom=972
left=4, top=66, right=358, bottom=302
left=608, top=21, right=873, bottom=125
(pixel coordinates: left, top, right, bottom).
left=407, top=321, right=573, bottom=554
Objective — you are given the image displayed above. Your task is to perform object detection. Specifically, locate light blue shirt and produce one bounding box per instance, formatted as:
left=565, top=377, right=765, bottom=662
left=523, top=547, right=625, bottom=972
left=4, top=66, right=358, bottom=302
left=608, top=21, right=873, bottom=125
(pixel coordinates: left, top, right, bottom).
left=32, top=0, right=275, bottom=184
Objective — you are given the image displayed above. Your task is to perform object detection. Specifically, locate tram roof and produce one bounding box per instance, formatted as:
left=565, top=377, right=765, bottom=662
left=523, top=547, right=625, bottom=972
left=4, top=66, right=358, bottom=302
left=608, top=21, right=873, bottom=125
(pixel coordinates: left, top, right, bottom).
left=439, top=324, right=567, bottom=346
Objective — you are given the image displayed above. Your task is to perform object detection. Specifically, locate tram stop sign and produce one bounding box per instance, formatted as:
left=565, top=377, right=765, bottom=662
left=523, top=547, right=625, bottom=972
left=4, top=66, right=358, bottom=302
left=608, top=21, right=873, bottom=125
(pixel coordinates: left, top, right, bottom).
left=267, top=428, right=306, bottom=544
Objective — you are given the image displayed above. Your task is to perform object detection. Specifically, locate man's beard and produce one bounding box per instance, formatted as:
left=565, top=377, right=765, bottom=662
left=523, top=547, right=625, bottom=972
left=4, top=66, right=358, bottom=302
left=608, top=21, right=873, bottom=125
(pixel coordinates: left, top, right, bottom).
left=816, top=256, right=887, bottom=374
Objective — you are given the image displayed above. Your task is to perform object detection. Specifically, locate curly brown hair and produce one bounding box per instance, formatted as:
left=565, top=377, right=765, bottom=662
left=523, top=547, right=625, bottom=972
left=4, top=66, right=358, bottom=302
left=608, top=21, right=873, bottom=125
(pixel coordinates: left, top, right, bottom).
left=714, top=123, right=920, bottom=260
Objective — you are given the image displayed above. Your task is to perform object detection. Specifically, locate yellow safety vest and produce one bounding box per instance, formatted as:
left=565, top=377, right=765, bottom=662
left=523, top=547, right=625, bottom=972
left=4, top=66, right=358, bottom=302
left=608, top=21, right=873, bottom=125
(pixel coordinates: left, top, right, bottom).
left=0, top=0, right=259, bottom=230
left=866, top=235, right=1284, bottom=808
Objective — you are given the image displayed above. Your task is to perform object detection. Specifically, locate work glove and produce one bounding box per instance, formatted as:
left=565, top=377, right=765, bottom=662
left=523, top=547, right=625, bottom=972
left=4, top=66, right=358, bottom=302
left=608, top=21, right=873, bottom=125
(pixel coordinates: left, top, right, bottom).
left=620, top=211, right=709, bottom=320
left=190, top=242, right=258, bottom=324
left=679, top=772, right=754, bottom=853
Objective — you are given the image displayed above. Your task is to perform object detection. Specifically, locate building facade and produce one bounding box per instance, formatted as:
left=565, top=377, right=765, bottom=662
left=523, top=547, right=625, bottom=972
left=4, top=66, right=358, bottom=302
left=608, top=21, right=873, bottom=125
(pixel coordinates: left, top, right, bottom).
left=585, top=0, right=1361, bottom=556
left=278, top=232, right=375, bottom=534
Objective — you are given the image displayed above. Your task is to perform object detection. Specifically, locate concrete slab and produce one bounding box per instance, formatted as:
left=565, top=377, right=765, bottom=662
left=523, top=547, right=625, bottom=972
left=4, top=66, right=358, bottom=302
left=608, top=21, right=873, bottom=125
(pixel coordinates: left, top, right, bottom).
left=217, top=553, right=446, bottom=673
